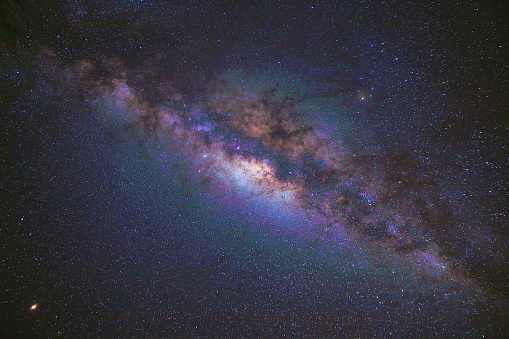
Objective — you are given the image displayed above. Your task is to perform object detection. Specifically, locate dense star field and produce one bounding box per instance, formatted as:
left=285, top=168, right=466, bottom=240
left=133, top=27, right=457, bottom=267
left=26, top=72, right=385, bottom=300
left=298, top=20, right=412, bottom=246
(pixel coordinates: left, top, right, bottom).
left=2, top=1, right=509, bottom=337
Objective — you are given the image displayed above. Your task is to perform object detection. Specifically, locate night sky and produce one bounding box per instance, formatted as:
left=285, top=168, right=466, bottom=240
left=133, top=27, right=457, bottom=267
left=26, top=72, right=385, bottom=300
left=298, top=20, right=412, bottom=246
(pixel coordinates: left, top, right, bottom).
left=2, top=0, right=509, bottom=337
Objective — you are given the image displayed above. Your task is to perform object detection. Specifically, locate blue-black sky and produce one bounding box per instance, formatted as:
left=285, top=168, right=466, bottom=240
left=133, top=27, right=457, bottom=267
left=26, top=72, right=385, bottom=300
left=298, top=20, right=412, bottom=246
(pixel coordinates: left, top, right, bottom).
left=2, top=0, right=509, bottom=337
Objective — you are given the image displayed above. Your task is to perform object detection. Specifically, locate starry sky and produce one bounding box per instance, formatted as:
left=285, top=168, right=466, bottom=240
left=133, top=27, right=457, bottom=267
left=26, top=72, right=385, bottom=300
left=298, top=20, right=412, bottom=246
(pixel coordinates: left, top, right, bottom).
left=2, top=0, right=509, bottom=337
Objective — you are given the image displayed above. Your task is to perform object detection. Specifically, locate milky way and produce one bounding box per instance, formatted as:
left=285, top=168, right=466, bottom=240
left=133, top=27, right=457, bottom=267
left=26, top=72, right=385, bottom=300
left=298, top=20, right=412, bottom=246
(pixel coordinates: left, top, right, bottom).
left=51, top=55, right=507, bottom=302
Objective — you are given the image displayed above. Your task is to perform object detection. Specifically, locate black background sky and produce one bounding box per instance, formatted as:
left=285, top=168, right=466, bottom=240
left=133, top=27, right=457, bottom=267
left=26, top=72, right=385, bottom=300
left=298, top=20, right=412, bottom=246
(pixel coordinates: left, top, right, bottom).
left=2, top=0, right=509, bottom=337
